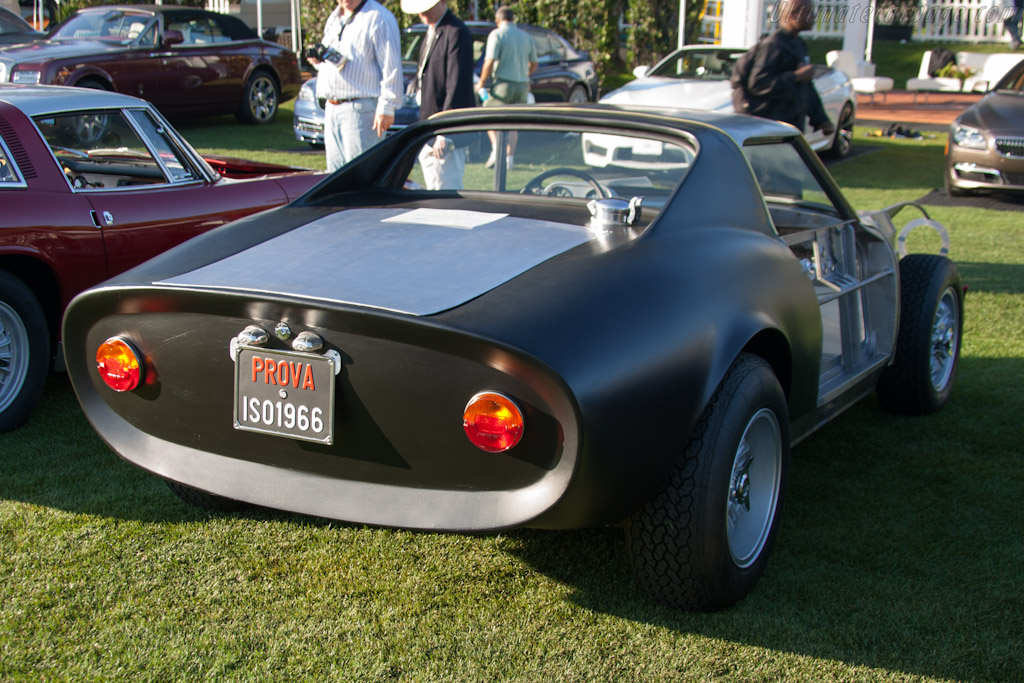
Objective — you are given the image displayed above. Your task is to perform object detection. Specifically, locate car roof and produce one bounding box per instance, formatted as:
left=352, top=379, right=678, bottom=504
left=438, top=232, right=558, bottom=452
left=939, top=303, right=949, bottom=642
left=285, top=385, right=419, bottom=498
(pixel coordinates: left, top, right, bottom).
left=404, top=21, right=554, bottom=36
left=71, top=4, right=224, bottom=16
left=428, top=102, right=799, bottom=147
left=0, top=83, right=150, bottom=116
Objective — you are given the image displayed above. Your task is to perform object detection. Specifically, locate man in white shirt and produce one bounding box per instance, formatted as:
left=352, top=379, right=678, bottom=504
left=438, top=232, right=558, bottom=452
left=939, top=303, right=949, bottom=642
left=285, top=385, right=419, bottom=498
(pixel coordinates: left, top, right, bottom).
left=309, top=0, right=402, bottom=171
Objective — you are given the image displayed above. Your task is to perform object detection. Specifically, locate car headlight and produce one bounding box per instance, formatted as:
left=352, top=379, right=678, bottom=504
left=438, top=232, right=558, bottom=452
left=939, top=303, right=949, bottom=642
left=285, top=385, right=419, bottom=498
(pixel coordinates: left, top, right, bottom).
left=0, top=64, right=6, bottom=82
left=298, top=80, right=315, bottom=101
left=951, top=124, right=986, bottom=150
left=11, top=68, right=40, bottom=84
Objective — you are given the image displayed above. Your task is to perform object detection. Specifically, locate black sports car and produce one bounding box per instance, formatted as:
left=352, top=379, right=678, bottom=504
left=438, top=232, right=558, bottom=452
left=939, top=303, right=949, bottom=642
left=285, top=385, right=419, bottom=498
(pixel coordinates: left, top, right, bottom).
left=64, top=104, right=964, bottom=610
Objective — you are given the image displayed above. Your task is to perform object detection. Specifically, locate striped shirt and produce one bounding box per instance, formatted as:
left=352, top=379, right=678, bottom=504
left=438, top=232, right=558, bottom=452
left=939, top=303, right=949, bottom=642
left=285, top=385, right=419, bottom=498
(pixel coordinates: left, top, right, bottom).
left=314, top=0, right=402, bottom=117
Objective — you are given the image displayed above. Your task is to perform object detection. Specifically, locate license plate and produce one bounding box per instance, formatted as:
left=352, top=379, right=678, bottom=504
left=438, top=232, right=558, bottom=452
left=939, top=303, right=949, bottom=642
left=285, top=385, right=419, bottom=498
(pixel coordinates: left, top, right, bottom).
left=233, top=346, right=336, bottom=445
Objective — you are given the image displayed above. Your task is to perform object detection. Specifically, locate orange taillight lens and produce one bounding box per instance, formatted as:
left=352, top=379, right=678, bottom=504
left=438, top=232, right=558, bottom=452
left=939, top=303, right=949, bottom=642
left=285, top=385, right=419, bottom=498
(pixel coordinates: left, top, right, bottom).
left=463, top=392, right=524, bottom=452
left=96, top=337, right=143, bottom=392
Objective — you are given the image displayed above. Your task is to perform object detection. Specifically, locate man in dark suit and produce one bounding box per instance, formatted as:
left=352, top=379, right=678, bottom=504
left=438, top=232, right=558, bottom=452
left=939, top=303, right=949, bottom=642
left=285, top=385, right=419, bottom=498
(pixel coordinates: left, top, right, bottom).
left=402, top=0, right=475, bottom=189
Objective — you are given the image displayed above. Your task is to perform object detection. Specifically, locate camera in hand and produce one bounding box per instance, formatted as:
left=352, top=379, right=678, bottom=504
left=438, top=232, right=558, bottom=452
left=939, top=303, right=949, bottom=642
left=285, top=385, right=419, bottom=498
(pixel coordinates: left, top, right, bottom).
left=304, top=44, right=345, bottom=65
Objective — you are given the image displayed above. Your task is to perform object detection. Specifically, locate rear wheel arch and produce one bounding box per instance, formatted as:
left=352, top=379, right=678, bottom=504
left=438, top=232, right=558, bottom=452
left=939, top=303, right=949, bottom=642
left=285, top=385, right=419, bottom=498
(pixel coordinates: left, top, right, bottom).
left=742, top=328, right=793, bottom=398
left=0, top=255, right=61, bottom=349
left=70, top=75, right=113, bottom=91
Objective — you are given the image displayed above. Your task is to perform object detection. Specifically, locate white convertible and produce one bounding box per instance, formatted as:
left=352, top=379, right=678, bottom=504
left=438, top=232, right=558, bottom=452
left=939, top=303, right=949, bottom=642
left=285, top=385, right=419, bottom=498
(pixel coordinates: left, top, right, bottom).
left=599, top=46, right=857, bottom=158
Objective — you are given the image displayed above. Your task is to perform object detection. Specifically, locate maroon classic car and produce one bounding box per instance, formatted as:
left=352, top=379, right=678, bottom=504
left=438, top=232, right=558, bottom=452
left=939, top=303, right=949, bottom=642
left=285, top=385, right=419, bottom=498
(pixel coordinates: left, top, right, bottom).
left=0, top=84, right=325, bottom=432
left=0, top=5, right=301, bottom=124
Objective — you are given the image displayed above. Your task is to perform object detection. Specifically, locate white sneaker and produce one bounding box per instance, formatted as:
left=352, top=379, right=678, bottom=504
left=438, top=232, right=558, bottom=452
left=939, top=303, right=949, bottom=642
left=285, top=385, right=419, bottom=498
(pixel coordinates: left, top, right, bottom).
left=506, top=155, right=514, bottom=171
left=485, top=151, right=496, bottom=168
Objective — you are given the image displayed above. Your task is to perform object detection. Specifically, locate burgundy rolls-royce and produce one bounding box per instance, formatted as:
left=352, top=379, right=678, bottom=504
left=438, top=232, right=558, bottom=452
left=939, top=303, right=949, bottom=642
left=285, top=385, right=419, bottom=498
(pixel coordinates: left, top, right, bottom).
left=0, top=5, right=301, bottom=124
left=0, top=84, right=325, bottom=432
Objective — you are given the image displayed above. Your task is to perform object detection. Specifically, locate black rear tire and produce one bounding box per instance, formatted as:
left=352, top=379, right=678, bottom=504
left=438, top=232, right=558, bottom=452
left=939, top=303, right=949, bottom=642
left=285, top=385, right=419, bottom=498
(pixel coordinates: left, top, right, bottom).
left=237, top=71, right=279, bottom=125
left=626, top=354, right=789, bottom=610
left=0, top=270, right=50, bottom=433
left=567, top=84, right=589, bottom=104
left=877, top=254, right=963, bottom=415
left=826, top=103, right=854, bottom=158
left=166, top=480, right=247, bottom=512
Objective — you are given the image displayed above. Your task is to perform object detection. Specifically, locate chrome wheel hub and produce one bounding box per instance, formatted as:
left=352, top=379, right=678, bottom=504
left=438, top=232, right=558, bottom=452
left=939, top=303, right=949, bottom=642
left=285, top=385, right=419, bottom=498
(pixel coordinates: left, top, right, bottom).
left=726, top=408, right=782, bottom=568
left=251, top=79, right=276, bottom=120
left=0, top=301, right=30, bottom=414
left=930, top=287, right=959, bottom=391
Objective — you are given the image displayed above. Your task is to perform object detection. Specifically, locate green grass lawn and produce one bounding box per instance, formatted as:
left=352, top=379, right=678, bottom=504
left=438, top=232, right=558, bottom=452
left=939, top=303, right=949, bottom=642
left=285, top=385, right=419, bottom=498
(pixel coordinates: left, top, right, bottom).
left=1, top=114, right=1022, bottom=681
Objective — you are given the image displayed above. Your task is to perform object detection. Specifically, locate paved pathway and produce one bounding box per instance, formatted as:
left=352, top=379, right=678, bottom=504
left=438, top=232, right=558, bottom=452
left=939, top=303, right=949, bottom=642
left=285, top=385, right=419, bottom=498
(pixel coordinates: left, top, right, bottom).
left=854, top=90, right=982, bottom=128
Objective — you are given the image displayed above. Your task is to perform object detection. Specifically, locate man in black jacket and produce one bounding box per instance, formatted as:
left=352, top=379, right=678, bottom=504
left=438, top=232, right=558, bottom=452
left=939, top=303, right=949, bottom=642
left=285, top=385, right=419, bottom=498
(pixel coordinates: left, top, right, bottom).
left=731, top=0, right=834, bottom=136
left=403, top=0, right=475, bottom=189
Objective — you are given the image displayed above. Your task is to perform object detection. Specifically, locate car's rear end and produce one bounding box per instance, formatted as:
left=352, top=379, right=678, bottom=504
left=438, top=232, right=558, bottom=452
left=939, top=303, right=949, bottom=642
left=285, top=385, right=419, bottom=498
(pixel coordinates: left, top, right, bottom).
left=63, top=203, right=595, bottom=531
left=65, top=283, right=582, bottom=531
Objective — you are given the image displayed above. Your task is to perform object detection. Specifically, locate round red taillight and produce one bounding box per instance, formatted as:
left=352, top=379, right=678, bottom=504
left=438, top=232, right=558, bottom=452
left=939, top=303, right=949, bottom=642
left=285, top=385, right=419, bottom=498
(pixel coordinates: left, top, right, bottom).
left=463, top=392, right=524, bottom=453
left=95, top=337, right=143, bottom=392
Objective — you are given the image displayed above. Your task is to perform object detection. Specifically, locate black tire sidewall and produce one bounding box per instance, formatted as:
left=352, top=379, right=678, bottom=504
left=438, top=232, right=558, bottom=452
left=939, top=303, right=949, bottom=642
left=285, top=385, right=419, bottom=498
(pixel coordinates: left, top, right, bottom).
left=695, top=356, right=790, bottom=606
left=626, top=354, right=789, bottom=610
left=0, top=270, right=50, bottom=432
left=878, top=254, right=964, bottom=414
left=828, top=103, right=853, bottom=158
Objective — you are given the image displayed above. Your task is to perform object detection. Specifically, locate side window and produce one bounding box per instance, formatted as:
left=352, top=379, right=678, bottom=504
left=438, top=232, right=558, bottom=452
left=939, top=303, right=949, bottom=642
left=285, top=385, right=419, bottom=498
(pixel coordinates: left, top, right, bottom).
left=136, top=22, right=158, bottom=47
left=190, top=17, right=223, bottom=43
left=401, top=32, right=424, bottom=61
left=472, top=36, right=487, bottom=65
left=545, top=34, right=566, bottom=61
left=742, top=142, right=839, bottom=218
left=0, top=138, right=21, bottom=184
left=532, top=34, right=556, bottom=64
left=34, top=109, right=173, bottom=189
left=126, top=109, right=198, bottom=182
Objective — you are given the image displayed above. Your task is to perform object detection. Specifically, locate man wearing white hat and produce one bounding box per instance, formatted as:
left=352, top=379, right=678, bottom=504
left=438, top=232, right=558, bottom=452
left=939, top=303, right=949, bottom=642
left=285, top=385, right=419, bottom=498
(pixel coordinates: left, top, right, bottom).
left=402, top=0, right=475, bottom=189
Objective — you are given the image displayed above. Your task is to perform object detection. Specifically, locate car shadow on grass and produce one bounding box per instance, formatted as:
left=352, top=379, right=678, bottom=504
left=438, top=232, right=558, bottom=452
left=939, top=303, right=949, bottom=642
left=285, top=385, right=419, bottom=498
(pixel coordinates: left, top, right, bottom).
left=7, top=362, right=1022, bottom=682
left=506, top=359, right=1023, bottom=682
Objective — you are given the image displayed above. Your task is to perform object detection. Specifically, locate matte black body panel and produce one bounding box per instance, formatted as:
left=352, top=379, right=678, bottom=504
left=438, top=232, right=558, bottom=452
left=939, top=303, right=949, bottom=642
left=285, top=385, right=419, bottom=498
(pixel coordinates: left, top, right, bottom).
left=65, top=106, right=854, bottom=531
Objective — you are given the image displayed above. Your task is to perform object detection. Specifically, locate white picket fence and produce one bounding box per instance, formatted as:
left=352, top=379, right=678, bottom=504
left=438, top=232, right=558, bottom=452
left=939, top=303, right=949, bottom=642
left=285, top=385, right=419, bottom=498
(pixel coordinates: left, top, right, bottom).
left=701, top=0, right=1017, bottom=44
left=206, top=0, right=232, bottom=16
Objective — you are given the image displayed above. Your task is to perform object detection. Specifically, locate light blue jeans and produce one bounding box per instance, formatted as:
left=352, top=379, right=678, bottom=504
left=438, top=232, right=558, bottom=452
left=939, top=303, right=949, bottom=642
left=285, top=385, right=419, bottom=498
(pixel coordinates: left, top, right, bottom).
left=325, top=98, right=379, bottom=172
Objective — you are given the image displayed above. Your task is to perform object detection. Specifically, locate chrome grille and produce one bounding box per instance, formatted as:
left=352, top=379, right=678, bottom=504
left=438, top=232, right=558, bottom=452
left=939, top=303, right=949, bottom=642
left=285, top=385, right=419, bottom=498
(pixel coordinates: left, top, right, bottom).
left=995, top=136, right=1024, bottom=158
